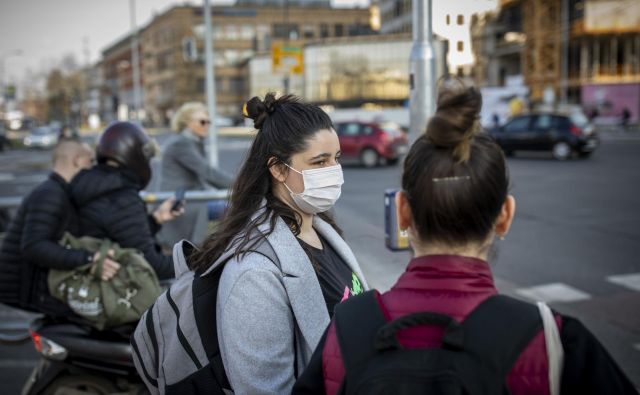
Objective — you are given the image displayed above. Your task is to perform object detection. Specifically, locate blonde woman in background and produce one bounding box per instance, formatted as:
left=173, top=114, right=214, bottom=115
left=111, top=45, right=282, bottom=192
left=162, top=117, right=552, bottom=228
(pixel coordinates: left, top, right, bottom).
left=157, top=102, right=233, bottom=248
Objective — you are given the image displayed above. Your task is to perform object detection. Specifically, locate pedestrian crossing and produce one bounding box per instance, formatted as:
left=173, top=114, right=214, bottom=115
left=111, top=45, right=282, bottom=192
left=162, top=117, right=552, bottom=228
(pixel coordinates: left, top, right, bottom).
left=607, top=273, right=640, bottom=292
left=511, top=273, right=640, bottom=304
left=516, top=283, right=592, bottom=303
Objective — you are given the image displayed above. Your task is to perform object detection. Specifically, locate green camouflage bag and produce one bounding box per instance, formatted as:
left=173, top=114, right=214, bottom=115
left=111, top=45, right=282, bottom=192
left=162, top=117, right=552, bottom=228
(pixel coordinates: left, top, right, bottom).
left=48, top=233, right=162, bottom=330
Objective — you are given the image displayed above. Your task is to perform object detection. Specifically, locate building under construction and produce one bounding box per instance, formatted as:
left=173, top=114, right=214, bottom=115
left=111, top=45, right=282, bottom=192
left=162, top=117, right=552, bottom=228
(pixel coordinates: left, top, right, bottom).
left=472, top=0, right=640, bottom=123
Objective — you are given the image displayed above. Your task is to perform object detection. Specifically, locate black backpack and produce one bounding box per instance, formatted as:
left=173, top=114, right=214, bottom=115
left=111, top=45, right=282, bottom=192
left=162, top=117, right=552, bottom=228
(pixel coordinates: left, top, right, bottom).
left=334, top=290, right=543, bottom=395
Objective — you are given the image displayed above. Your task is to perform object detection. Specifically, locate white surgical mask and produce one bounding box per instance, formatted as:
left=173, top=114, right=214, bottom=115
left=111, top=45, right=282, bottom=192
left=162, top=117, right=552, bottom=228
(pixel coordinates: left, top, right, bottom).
left=283, top=164, right=344, bottom=214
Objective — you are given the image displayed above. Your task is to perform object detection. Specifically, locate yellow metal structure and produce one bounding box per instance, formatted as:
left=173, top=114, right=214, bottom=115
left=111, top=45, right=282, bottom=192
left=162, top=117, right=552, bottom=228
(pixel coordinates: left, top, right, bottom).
left=522, top=0, right=562, bottom=100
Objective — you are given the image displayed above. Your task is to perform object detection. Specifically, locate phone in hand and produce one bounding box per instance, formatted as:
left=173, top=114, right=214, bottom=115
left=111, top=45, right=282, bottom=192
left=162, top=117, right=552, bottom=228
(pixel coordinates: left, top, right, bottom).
left=171, top=187, right=186, bottom=212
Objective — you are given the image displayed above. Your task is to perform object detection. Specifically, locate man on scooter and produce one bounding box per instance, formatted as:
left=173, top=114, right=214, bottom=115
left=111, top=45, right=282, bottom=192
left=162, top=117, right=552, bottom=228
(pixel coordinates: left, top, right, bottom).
left=0, top=138, right=121, bottom=317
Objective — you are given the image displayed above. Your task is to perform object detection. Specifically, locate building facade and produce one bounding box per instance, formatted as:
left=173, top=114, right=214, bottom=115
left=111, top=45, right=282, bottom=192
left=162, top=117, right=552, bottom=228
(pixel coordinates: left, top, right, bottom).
left=248, top=33, right=448, bottom=108
left=101, top=4, right=374, bottom=126
left=101, top=33, right=144, bottom=124
left=472, top=0, right=640, bottom=123
left=379, top=0, right=497, bottom=75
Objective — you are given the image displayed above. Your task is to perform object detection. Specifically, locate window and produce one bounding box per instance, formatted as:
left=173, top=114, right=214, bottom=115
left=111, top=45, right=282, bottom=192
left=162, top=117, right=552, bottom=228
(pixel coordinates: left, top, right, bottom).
left=457, top=41, right=464, bottom=52
left=534, top=115, right=552, bottom=130
left=320, top=24, right=329, bottom=38
left=273, top=24, right=299, bottom=39
left=303, top=25, right=315, bottom=39
left=457, top=15, right=464, bottom=25
left=553, top=116, right=571, bottom=130
left=348, top=23, right=364, bottom=36
left=240, top=25, right=254, bottom=40
left=446, top=14, right=450, bottom=25
left=362, top=125, right=374, bottom=135
left=229, top=77, right=245, bottom=93
left=157, top=52, right=172, bottom=71
left=215, top=77, right=224, bottom=93
left=341, top=123, right=361, bottom=136
left=335, top=24, right=344, bottom=37
left=226, top=25, right=239, bottom=40
left=504, top=116, right=531, bottom=133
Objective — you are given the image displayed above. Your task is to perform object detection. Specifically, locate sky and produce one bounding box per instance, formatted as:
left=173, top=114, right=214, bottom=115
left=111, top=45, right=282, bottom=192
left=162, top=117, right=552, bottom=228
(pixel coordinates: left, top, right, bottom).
left=0, top=0, right=368, bottom=91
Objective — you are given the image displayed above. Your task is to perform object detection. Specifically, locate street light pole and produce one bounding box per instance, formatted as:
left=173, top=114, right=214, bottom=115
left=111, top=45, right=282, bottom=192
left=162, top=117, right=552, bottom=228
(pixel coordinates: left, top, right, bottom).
left=560, top=0, right=569, bottom=105
left=0, top=50, right=23, bottom=115
left=204, top=0, right=219, bottom=167
left=129, top=0, right=142, bottom=120
left=409, top=0, right=436, bottom=143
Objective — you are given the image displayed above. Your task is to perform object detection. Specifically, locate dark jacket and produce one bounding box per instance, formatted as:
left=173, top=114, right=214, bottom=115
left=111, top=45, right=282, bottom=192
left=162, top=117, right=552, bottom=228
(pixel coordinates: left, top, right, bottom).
left=294, top=255, right=637, bottom=395
left=0, top=173, right=90, bottom=314
left=70, top=165, right=174, bottom=279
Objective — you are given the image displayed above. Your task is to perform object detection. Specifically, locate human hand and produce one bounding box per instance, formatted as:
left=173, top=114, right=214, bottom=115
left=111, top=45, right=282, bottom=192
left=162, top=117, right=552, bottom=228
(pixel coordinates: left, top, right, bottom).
left=153, top=198, right=185, bottom=224
left=91, top=249, right=122, bottom=281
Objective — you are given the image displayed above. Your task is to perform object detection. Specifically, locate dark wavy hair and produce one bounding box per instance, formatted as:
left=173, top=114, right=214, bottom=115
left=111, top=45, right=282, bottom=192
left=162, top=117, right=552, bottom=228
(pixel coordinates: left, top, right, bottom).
left=189, top=93, right=341, bottom=271
left=402, top=77, right=509, bottom=247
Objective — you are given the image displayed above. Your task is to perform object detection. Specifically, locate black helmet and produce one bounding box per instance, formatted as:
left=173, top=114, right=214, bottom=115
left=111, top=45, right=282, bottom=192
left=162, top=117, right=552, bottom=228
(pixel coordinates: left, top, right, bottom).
left=96, top=122, right=156, bottom=188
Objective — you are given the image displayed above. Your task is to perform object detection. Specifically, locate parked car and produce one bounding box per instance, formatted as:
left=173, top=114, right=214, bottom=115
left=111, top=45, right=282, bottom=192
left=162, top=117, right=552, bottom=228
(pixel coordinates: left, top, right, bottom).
left=23, top=126, right=59, bottom=149
left=335, top=121, right=409, bottom=167
left=488, top=112, right=599, bottom=160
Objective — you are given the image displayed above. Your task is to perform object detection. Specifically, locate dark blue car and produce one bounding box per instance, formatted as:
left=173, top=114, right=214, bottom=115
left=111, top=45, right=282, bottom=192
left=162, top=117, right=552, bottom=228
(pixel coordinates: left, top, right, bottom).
left=489, top=112, right=599, bottom=160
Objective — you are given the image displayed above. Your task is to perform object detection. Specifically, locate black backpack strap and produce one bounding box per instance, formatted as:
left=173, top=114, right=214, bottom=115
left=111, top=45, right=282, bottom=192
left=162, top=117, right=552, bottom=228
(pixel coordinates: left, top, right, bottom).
left=334, top=291, right=387, bottom=380
left=446, top=294, right=542, bottom=378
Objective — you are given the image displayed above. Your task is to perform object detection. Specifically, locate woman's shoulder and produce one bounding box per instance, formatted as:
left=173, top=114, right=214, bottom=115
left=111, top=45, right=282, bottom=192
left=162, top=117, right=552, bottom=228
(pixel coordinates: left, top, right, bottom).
left=164, top=133, right=195, bottom=151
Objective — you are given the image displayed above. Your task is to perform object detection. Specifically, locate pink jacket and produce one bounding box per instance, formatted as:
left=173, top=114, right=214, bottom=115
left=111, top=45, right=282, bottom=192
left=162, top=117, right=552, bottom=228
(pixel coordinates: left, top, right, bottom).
left=321, top=255, right=561, bottom=395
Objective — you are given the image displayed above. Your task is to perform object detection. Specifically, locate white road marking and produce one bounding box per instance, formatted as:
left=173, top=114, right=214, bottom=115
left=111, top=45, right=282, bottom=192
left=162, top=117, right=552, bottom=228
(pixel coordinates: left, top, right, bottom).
left=515, top=283, right=591, bottom=303
left=14, top=174, right=47, bottom=183
left=0, top=173, right=15, bottom=182
left=607, top=273, right=640, bottom=292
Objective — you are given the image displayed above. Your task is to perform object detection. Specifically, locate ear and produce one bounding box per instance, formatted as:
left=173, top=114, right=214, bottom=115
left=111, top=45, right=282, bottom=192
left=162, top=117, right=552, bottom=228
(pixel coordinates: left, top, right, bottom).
left=395, top=190, right=413, bottom=231
left=494, top=195, right=516, bottom=238
left=71, top=155, right=81, bottom=169
left=267, top=156, right=288, bottom=183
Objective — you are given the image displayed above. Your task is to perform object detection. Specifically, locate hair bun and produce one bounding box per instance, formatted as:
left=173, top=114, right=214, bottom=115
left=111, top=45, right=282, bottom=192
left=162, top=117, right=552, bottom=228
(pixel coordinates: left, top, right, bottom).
left=426, top=77, right=482, bottom=163
left=244, top=93, right=277, bottom=129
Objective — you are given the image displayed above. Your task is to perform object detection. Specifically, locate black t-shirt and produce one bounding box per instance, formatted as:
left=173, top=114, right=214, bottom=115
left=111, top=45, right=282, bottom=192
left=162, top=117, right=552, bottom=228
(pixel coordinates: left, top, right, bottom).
left=297, top=235, right=364, bottom=317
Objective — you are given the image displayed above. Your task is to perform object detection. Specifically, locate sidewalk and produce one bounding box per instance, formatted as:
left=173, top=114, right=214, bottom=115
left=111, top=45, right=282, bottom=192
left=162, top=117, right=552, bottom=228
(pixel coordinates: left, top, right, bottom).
left=596, top=125, right=640, bottom=141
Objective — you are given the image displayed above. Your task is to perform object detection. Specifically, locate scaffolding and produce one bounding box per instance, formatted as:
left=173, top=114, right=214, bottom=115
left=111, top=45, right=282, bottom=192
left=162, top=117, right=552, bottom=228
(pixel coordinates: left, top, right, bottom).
left=522, top=0, right=562, bottom=100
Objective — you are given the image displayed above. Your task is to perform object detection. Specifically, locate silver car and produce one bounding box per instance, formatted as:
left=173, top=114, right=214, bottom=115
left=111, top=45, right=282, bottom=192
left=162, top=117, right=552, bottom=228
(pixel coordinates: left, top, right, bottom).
left=24, top=127, right=59, bottom=149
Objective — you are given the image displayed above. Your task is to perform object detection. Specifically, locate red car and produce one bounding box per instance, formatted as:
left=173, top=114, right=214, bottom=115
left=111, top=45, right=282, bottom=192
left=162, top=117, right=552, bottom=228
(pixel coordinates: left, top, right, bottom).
left=335, top=121, right=409, bottom=167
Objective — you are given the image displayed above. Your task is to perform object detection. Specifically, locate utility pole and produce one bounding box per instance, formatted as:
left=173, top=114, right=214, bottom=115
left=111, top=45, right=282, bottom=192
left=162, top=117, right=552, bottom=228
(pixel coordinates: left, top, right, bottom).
left=129, top=0, right=142, bottom=120
left=283, top=0, right=290, bottom=95
left=204, top=0, right=219, bottom=167
left=409, top=0, right=436, bottom=143
left=0, top=50, right=23, bottom=115
left=560, top=0, right=569, bottom=105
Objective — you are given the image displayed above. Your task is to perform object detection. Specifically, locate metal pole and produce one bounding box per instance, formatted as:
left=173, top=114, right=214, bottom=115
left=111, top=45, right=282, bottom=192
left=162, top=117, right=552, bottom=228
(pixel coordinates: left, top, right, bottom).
left=560, top=0, right=569, bottom=104
left=0, top=57, right=4, bottom=114
left=409, top=0, right=436, bottom=143
left=0, top=50, right=22, bottom=115
left=130, top=0, right=142, bottom=120
left=283, top=0, right=290, bottom=95
left=204, top=0, right=219, bottom=167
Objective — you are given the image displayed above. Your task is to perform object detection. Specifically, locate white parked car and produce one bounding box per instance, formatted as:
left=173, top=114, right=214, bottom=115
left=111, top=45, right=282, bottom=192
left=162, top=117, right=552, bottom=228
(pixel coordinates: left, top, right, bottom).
left=24, top=126, right=59, bottom=149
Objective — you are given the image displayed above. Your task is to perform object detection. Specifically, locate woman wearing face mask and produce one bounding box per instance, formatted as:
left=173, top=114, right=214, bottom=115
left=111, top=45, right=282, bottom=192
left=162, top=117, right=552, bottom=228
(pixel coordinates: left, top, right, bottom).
left=188, top=93, right=369, bottom=394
